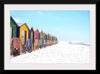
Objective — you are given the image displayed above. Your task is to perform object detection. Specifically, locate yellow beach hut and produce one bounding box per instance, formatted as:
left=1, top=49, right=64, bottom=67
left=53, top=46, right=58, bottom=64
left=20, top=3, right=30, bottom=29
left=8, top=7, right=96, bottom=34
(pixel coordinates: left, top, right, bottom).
left=17, top=23, right=29, bottom=49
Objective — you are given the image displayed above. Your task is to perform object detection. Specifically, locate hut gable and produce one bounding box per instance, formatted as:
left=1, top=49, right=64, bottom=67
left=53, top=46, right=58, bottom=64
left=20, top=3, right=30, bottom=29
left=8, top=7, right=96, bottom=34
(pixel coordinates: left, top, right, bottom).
left=30, top=27, right=34, bottom=31
left=35, top=29, right=39, bottom=33
left=18, top=23, right=29, bottom=30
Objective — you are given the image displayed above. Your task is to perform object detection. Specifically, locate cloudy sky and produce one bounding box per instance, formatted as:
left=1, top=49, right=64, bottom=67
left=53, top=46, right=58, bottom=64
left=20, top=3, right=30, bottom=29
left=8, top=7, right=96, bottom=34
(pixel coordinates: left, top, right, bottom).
left=10, top=10, right=90, bottom=42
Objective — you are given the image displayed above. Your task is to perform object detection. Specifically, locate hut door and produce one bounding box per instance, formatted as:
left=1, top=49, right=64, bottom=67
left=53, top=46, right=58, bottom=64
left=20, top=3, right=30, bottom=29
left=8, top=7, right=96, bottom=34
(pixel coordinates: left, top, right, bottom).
left=25, top=31, right=27, bottom=44
left=22, top=30, right=25, bottom=45
left=31, top=32, right=33, bottom=41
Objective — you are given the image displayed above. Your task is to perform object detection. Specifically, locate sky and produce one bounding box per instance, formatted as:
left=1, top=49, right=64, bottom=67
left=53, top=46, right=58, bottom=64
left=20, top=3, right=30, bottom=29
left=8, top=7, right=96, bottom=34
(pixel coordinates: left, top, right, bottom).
left=10, top=10, right=90, bottom=42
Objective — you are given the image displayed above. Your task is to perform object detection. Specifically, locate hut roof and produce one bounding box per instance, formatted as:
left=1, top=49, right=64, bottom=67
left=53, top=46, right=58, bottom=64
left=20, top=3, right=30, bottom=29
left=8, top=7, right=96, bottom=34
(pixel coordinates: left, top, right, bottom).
left=10, top=16, right=19, bottom=27
left=35, top=29, right=39, bottom=32
left=29, top=27, right=34, bottom=31
left=17, top=23, right=29, bottom=30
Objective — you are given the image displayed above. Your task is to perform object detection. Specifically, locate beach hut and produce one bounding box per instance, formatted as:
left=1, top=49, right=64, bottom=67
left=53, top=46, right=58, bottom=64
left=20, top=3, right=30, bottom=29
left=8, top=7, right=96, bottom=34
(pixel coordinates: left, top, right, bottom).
left=43, top=32, right=46, bottom=47
left=47, top=33, right=49, bottom=46
left=34, top=29, right=39, bottom=50
left=50, top=35, right=52, bottom=45
left=54, top=36, right=56, bottom=44
left=38, top=31, right=43, bottom=48
left=54, top=37, right=56, bottom=44
left=10, top=16, right=20, bottom=39
left=45, top=34, right=48, bottom=46
left=43, top=32, right=45, bottom=41
left=56, top=38, right=58, bottom=44
left=49, top=35, right=52, bottom=46
left=29, top=27, right=34, bottom=50
left=18, top=23, right=29, bottom=53
left=52, top=36, right=54, bottom=44
left=10, top=16, right=20, bottom=55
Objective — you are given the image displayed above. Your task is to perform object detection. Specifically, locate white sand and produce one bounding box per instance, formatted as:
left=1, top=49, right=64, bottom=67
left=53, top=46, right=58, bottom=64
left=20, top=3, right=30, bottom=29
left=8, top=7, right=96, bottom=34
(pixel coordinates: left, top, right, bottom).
left=11, top=41, right=90, bottom=63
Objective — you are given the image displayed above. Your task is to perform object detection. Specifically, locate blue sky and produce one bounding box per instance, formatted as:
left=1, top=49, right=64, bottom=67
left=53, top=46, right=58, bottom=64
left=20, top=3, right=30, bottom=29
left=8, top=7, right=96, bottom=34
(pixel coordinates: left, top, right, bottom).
left=10, top=10, right=90, bottom=42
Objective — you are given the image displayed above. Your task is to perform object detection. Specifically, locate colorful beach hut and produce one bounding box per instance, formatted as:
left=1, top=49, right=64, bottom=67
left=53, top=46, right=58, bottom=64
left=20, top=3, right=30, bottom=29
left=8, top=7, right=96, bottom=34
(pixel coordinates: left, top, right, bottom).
left=29, top=27, right=34, bottom=50
left=18, top=23, right=29, bottom=49
left=47, top=33, right=49, bottom=46
left=53, top=36, right=55, bottom=44
left=56, top=38, right=58, bottom=44
left=34, top=29, right=39, bottom=50
left=50, top=35, right=53, bottom=45
left=43, top=32, right=46, bottom=47
left=49, top=35, right=52, bottom=46
left=10, top=16, right=21, bottom=55
left=43, top=32, right=45, bottom=41
left=54, top=37, right=57, bottom=44
left=52, top=36, right=54, bottom=44
left=45, top=33, right=47, bottom=47
left=38, top=31, right=43, bottom=48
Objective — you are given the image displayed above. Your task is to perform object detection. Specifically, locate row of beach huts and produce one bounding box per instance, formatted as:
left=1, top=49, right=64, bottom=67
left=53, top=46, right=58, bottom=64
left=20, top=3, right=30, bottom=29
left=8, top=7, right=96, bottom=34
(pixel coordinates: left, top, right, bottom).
left=10, top=16, right=58, bottom=56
